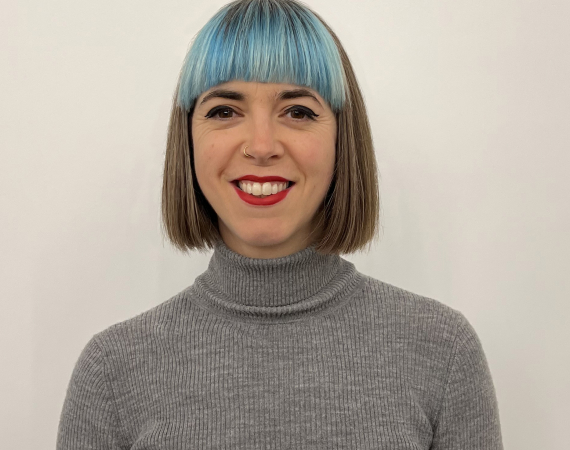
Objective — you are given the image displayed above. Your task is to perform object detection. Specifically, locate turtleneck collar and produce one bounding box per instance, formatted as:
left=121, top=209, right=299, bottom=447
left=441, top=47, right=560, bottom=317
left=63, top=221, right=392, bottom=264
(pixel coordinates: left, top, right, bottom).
left=190, top=239, right=364, bottom=323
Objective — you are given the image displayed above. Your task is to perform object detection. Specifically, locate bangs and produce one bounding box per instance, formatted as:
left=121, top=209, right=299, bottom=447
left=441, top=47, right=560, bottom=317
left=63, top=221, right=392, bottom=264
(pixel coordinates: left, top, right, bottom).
left=177, top=0, right=347, bottom=112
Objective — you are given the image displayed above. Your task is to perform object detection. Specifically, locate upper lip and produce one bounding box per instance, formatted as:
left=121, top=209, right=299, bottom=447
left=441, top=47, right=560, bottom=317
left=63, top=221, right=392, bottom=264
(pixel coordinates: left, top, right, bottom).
left=234, top=175, right=291, bottom=183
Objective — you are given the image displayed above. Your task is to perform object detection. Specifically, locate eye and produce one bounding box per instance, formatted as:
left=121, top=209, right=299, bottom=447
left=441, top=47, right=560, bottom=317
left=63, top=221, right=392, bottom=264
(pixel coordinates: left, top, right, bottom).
left=205, top=106, right=236, bottom=120
left=285, top=106, right=319, bottom=121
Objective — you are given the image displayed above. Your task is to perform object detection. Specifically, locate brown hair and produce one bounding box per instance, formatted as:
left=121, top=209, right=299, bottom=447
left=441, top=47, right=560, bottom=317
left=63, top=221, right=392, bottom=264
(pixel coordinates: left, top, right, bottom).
left=161, top=12, right=379, bottom=255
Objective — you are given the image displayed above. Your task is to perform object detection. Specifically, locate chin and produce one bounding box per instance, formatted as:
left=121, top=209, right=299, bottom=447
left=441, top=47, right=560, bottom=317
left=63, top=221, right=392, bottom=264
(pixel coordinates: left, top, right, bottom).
left=219, top=217, right=314, bottom=256
left=238, top=228, right=293, bottom=248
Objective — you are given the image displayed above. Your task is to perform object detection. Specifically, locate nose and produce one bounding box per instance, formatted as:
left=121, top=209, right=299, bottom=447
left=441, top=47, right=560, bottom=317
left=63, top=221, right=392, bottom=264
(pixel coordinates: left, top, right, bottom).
left=244, top=113, right=284, bottom=163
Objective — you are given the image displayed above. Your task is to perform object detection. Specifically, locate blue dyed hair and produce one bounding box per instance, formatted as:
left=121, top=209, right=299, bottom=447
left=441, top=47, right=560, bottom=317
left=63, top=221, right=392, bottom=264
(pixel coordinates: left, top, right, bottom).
left=177, top=0, right=347, bottom=112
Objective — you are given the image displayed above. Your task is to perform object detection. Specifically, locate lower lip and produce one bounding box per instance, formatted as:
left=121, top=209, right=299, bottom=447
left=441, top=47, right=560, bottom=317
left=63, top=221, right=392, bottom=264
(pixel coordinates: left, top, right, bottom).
left=232, top=184, right=293, bottom=206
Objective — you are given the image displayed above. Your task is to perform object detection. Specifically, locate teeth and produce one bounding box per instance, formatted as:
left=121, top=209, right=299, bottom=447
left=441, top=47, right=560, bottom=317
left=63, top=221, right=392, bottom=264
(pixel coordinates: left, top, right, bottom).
left=238, top=181, right=290, bottom=197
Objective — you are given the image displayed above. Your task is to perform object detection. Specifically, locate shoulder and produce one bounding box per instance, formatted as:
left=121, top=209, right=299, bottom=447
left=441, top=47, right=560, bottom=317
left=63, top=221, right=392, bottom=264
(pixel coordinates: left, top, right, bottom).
left=87, top=286, right=198, bottom=359
left=361, top=274, right=464, bottom=320
left=358, top=274, right=479, bottom=353
left=356, top=275, right=493, bottom=407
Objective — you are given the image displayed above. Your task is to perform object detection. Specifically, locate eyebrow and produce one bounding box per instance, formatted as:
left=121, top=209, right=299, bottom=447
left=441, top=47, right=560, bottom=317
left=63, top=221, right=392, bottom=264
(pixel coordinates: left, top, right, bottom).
left=199, top=88, right=322, bottom=107
left=278, top=89, right=321, bottom=106
left=199, top=89, right=245, bottom=105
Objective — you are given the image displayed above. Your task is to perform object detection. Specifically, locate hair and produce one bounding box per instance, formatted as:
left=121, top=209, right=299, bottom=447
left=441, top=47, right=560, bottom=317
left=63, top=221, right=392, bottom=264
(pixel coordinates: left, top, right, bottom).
left=162, top=0, right=379, bottom=254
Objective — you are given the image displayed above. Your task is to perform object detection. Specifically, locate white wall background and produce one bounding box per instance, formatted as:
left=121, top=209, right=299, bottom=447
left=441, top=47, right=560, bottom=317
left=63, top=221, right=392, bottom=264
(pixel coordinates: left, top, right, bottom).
left=2, top=0, right=569, bottom=448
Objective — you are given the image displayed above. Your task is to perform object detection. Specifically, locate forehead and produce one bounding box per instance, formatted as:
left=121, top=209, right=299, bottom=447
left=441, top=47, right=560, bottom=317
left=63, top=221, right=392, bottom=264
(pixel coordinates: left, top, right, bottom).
left=196, top=81, right=326, bottom=105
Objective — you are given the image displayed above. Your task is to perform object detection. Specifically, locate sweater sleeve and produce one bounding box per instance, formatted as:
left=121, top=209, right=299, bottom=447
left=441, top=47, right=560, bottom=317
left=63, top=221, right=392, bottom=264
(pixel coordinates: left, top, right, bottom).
left=57, top=336, right=127, bottom=450
left=430, top=313, right=503, bottom=450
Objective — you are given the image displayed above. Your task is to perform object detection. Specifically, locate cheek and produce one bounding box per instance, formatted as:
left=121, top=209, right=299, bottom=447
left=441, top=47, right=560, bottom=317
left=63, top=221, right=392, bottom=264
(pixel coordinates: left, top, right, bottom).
left=191, top=123, right=222, bottom=190
left=300, top=137, right=336, bottom=189
left=192, top=144, right=210, bottom=193
left=193, top=144, right=214, bottom=180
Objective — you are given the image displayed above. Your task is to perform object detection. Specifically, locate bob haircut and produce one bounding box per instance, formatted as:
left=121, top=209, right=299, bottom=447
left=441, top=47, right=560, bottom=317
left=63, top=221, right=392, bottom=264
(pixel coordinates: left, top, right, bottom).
left=162, top=0, right=379, bottom=254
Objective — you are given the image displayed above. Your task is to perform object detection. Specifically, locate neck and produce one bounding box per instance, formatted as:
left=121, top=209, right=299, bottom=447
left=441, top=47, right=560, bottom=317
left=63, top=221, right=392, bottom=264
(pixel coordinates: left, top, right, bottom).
left=218, top=226, right=317, bottom=259
left=189, top=239, right=363, bottom=323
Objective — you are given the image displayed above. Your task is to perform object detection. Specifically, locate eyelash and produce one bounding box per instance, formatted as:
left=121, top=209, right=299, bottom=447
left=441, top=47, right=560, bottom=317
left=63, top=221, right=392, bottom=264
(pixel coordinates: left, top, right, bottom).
left=204, top=106, right=319, bottom=121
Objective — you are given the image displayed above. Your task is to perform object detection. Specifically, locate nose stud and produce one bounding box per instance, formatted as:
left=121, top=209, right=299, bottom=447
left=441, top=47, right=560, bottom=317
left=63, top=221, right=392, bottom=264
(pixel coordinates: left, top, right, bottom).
left=243, top=146, right=252, bottom=158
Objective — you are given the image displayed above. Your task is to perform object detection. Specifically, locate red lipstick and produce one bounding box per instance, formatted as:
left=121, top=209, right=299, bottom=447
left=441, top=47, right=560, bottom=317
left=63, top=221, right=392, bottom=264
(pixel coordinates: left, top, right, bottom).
left=234, top=175, right=291, bottom=182
left=232, top=177, right=294, bottom=206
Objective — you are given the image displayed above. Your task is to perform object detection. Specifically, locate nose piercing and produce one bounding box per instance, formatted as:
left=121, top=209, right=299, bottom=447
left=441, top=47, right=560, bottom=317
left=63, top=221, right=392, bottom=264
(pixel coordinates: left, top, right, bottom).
left=243, top=146, right=252, bottom=158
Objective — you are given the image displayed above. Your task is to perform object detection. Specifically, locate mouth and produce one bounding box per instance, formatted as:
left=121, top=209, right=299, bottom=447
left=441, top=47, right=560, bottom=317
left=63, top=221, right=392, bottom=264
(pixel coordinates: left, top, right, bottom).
left=231, top=176, right=295, bottom=199
left=232, top=177, right=295, bottom=198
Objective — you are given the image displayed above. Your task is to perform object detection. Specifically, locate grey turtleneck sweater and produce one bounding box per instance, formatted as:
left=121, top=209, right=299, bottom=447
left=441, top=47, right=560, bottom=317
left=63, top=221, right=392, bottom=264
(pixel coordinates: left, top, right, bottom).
left=57, top=241, right=503, bottom=449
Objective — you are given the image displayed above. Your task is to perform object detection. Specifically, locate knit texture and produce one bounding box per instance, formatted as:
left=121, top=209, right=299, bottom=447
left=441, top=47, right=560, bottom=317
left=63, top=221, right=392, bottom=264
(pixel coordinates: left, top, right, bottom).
left=57, top=240, right=503, bottom=449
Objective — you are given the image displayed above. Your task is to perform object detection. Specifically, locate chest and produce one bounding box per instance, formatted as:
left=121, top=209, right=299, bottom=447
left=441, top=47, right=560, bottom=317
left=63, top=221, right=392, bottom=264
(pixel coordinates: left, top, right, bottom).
left=116, top=336, right=435, bottom=449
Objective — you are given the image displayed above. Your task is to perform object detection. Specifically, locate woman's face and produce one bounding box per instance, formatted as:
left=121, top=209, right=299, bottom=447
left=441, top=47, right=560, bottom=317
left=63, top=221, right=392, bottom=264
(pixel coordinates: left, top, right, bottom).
left=192, top=80, right=337, bottom=259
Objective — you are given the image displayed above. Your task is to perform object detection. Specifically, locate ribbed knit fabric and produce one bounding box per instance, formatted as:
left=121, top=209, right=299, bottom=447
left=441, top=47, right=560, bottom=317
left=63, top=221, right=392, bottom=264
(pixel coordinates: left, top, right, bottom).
left=57, top=240, right=503, bottom=449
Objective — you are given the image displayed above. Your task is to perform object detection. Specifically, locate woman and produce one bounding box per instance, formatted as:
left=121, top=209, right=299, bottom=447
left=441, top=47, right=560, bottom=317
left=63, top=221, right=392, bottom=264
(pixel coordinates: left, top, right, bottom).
left=58, top=1, right=503, bottom=448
